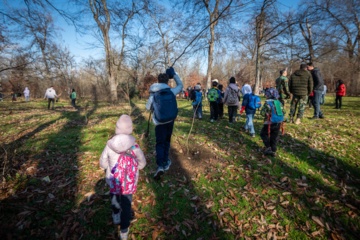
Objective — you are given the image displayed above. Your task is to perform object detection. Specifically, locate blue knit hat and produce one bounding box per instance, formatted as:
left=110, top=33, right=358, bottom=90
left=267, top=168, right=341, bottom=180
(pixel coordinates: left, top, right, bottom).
left=265, top=88, right=279, bottom=99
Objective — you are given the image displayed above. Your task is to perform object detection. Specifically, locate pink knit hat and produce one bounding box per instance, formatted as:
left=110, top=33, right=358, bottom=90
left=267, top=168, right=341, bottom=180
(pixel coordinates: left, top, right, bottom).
left=115, top=114, right=133, bottom=135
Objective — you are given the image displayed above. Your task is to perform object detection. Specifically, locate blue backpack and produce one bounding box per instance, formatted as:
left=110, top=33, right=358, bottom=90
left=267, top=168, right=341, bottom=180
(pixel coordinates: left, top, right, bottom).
left=248, top=94, right=262, bottom=110
left=152, top=88, right=178, bottom=123
left=267, top=100, right=284, bottom=123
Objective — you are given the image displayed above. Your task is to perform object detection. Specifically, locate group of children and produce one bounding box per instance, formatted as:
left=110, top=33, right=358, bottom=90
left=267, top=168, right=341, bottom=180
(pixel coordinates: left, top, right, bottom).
left=188, top=78, right=285, bottom=156
left=189, top=77, right=284, bottom=157
left=100, top=74, right=285, bottom=239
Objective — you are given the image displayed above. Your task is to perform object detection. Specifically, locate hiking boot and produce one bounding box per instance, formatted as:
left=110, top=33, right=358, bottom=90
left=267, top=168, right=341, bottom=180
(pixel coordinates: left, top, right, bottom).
left=164, top=159, right=172, bottom=171
left=295, top=118, right=301, bottom=125
left=153, top=167, right=164, bottom=180
left=311, top=116, right=319, bottom=120
left=319, top=115, right=324, bottom=119
left=264, top=147, right=275, bottom=157
left=250, top=133, right=255, bottom=138
left=120, top=229, right=129, bottom=240
left=112, top=212, right=121, bottom=225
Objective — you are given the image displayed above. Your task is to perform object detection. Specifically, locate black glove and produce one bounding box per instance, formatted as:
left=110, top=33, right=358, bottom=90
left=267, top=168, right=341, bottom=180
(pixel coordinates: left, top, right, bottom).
left=166, top=67, right=176, bottom=79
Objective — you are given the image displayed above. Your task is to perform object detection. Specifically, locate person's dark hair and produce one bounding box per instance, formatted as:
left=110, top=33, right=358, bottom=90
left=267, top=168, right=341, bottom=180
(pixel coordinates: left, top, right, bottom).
left=197, top=82, right=201, bottom=86
left=229, top=77, right=235, bottom=83
left=158, top=73, right=169, bottom=84
left=338, top=79, right=344, bottom=85
left=279, top=69, right=286, bottom=75
left=212, top=81, right=218, bottom=87
left=300, top=63, right=308, bottom=69
left=72, top=88, right=75, bottom=92
left=218, top=84, right=223, bottom=90
left=307, top=62, right=314, bottom=67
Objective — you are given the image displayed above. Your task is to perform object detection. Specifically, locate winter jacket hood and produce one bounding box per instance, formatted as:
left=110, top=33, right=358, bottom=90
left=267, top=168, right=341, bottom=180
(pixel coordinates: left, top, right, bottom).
left=242, top=84, right=252, bottom=95
left=115, top=114, right=133, bottom=135
left=107, top=134, right=136, bottom=153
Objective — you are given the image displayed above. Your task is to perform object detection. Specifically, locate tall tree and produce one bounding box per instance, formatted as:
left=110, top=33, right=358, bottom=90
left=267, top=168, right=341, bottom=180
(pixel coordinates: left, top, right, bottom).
left=88, top=0, right=117, bottom=102
left=251, top=0, right=294, bottom=94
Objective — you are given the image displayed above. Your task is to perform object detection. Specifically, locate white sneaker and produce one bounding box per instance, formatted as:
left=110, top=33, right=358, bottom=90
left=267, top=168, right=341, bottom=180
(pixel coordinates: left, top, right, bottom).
left=153, top=167, right=164, bottom=180
left=164, top=159, right=172, bottom=171
left=120, top=229, right=129, bottom=240
left=112, top=212, right=121, bottom=225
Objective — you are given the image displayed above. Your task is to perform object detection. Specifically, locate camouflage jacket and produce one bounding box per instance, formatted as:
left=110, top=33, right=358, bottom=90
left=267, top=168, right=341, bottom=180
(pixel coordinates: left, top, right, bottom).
left=275, top=76, right=290, bottom=99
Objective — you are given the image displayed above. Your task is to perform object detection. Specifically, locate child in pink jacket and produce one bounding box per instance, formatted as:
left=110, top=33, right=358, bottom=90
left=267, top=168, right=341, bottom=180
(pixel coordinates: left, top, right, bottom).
left=99, top=115, right=146, bottom=240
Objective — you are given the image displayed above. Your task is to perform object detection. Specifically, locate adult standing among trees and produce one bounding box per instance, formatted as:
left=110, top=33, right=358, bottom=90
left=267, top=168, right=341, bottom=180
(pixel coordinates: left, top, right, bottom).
left=307, top=62, right=325, bottom=119
left=223, top=77, right=241, bottom=124
left=288, top=63, right=313, bottom=125
left=44, top=86, right=58, bottom=110
left=23, top=87, right=30, bottom=102
left=335, top=79, right=346, bottom=109
left=70, top=88, right=77, bottom=108
left=145, top=67, right=183, bottom=180
left=275, top=69, right=290, bottom=107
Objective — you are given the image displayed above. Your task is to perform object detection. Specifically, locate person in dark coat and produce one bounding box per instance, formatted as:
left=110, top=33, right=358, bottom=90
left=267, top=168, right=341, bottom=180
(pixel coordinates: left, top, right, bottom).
left=288, top=63, right=313, bottom=125
left=307, top=62, right=324, bottom=119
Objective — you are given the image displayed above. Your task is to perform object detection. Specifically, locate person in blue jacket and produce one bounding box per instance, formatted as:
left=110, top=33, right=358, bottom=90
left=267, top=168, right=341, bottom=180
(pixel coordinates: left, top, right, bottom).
left=239, top=84, right=256, bottom=137
left=192, top=84, right=203, bottom=119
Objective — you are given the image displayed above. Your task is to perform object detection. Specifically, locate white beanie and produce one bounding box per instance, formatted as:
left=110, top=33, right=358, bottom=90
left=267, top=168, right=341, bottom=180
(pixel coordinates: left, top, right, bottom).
left=115, top=114, right=133, bottom=135
left=212, top=79, right=219, bottom=83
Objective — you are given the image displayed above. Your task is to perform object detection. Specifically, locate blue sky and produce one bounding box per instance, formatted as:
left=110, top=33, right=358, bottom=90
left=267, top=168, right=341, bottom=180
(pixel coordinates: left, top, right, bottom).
left=8, top=0, right=300, bottom=65
left=57, top=0, right=301, bottom=64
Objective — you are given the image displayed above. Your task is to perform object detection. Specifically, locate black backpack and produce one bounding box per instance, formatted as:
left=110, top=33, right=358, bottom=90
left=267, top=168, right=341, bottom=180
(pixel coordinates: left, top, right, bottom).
left=152, top=88, right=178, bottom=123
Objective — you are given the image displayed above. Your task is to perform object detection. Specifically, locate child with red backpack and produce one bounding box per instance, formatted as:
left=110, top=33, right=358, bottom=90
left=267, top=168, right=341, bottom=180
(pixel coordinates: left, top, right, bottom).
left=259, top=88, right=285, bottom=157
left=99, top=115, right=146, bottom=240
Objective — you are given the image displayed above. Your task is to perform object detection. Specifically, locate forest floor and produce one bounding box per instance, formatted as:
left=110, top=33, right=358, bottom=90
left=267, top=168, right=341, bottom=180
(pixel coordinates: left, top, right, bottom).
left=0, top=96, right=359, bottom=240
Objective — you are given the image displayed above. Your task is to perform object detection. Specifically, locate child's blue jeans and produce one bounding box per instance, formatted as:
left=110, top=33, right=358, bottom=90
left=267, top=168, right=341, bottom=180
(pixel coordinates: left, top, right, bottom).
left=244, top=113, right=255, bottom=134
left=193, top=104, right=202, bottom=119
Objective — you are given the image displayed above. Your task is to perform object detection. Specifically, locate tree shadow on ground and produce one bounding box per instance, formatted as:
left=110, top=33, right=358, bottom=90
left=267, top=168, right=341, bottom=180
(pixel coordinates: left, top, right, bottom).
left=0, top=96, right=100, bottom=238
left=172, top=99, right=359, bottom=239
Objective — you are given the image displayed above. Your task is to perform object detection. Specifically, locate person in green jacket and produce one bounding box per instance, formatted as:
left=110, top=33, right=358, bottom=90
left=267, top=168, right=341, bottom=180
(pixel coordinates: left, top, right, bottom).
left=288, top=63, right=313, bottom=125
left=275, top=69, right=291, bottom=106
left=70, top=89, right=77, bottom=108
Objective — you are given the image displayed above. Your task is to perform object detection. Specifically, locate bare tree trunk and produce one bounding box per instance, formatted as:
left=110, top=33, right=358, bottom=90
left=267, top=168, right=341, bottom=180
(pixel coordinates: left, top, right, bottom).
left=299, top=18, right=314, bottom=62
left=89, top=0, right=118, bottom=103
left=206, top=23, right=215, bottom=90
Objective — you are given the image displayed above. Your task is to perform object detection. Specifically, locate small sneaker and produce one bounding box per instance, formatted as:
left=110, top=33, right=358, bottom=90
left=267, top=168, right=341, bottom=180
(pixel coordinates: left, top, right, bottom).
left=295, top=118, right=301, bottom=125
left=311, top=116, right=319, bottom=120
left=319, top=115, right=324, bottom=119
left=210, top=119, right=214, bottom=123
left=164, top=159, right=172, bottom=171
left=120, top=229, right=129, bottom=240
left=250, top=133, right=255, bottom=138
left=153, top=167, right=164, bottom=180
left=112, top=212, right=121, bottom=225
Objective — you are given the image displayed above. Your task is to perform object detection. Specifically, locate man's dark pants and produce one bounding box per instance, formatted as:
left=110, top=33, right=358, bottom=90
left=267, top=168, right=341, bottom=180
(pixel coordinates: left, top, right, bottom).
left=155, top=121, right=174, bottom=168
left=48, top=98, right=55, bottom=109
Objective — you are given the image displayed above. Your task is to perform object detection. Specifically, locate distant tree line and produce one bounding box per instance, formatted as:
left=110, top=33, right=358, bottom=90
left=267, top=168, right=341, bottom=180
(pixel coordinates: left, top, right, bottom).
left=0, top=0, right=359, bottom=102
